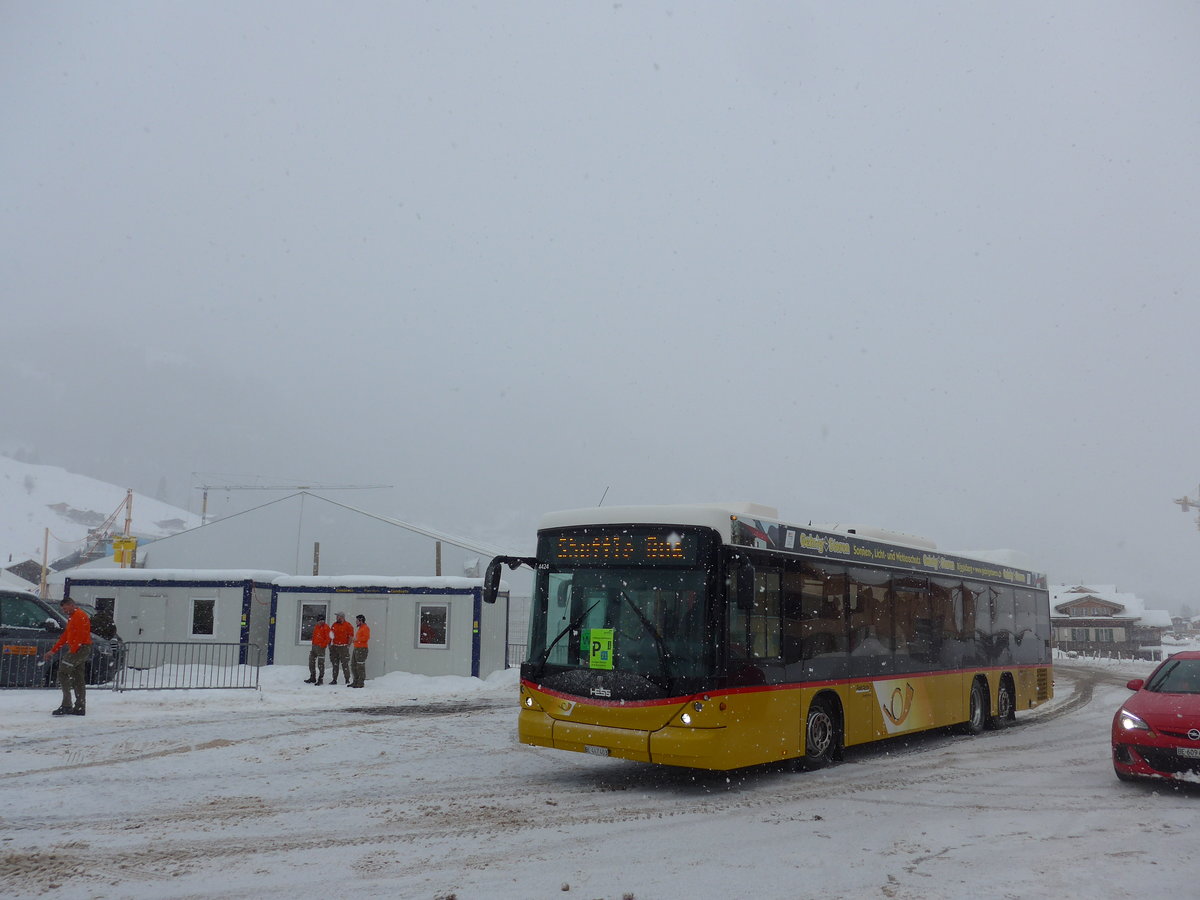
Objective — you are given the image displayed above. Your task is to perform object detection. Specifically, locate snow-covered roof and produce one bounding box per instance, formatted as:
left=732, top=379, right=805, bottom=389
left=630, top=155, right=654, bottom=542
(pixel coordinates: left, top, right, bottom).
left=1, top=568, right=36, bottom=590
left=64, top=568, right=287, bottom=584
left=1049, top=583, right=1173, bottom=627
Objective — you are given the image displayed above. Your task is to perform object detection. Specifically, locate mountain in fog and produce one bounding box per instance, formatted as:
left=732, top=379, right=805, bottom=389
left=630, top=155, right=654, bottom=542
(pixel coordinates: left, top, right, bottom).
left=0, top=454, right=200, bottom=569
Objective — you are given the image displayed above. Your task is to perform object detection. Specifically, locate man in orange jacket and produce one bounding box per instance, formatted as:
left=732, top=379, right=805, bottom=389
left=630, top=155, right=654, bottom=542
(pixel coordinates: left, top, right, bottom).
left=305, top=613, right=331, bottom=684
left=350, top=614, right=370, bottom=688
left=43, top=597, right=92, bottom=716
left=328, top=612, right=353, bottom=685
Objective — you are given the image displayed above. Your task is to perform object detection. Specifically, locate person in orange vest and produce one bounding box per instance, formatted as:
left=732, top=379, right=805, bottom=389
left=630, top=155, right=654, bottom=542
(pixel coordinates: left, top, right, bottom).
left=43, top=597, right=92, bottom=716
left=305, top=613, right=331, bottom=684
left=328, top=612, right=353, bottom=685
left=350, top=614, right=371, bottom=688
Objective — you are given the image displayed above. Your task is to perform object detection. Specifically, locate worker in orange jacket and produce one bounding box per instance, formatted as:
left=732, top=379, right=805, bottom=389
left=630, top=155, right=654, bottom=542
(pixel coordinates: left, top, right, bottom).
left=43, top=597, right=92, bottom=716
left=305, top=614, right=331, bottom=684
left=350, top=614, right=371, bottom=688
left=328, top=612, right=353, bottom=685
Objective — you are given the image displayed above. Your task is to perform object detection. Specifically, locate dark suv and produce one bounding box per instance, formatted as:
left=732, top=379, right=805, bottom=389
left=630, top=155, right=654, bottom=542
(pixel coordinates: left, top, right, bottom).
left=0, top=589, right=117, bottom=687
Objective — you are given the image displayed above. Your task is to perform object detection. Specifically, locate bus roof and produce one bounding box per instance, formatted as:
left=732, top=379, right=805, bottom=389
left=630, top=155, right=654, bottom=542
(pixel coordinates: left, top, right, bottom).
left=538, top=503, right=1046, bottom=588
left=538, top=504, right=938, bottom=546
left=539, top=503, right=777, bottom=541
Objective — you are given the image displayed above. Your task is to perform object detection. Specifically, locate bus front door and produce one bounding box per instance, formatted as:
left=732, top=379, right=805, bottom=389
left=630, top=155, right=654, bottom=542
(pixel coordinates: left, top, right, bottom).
left=843, top=681, right=882, bottom=746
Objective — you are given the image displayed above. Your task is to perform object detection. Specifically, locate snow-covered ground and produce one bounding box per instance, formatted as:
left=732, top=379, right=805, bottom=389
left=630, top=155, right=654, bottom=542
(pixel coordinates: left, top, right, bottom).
left=2, top=658, right=1194, bottom=900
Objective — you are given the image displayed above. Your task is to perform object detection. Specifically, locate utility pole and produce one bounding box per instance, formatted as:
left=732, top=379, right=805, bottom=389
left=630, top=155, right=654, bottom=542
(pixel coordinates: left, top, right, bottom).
left=1173, top=485, right=1200, bottom=530
left=40, top=528, right=49, bottom=599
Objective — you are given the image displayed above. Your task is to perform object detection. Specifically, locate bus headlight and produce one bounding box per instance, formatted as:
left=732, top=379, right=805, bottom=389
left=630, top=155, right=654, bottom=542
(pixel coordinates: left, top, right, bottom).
left=680, top=712, right=692, bottom=725
left=519, top=686, right=544, bottom=711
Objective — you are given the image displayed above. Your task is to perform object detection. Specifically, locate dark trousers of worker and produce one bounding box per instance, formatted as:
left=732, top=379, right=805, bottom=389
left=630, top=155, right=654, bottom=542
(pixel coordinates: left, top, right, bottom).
left=308, top=645, right=327, bottom=681
left=329, top=645, right=350, bottom=683
left=59, top=645, right=91, bottom=711
left=351, top=647, right=368, bottom=687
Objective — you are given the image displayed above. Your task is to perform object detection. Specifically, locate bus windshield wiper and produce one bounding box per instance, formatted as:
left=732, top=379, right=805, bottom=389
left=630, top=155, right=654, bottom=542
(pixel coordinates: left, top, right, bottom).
left=619, top=589, right=673, bottom=688
left=534, top=598, right=602, bottom=677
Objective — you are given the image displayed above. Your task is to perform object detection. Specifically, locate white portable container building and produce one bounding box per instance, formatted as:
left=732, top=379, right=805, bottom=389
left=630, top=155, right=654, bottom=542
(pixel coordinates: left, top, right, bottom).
left=63, top=569, right=284, bottom=665
left=271, top=575, right=511, bottom=680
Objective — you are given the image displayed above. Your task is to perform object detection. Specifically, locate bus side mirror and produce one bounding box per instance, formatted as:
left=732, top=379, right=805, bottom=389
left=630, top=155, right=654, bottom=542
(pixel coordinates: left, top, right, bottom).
left=482, top=555, right=539, bottom=604
left=555, top=581, right=572, bottom=608
left=736, top=559, right=756, bottom=610
left=483, top=558, right=504, bottom=604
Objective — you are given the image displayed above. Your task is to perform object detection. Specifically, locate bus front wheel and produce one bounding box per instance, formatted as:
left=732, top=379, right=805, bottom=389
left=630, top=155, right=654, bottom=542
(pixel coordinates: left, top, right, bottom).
left=801, top=698, right=839, bottom=768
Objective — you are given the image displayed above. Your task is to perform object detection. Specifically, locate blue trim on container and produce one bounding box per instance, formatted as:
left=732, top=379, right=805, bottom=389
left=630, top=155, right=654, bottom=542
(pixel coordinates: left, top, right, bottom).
left=65, top=578, right=270, bottom=590
left=267, top=589, right=278, bottom=665
left=239, top=584, right=252, bottom=664
left=471, top=587, right=482, bottom=678
left=272, top=585, right=472, bottom=595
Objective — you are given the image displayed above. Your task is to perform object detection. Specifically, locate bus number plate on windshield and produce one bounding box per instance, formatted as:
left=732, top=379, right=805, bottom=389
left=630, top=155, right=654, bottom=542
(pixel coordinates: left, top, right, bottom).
left=584, top=745, right=610, bottom=757
left=1178, top=747, right=1200, bottom=759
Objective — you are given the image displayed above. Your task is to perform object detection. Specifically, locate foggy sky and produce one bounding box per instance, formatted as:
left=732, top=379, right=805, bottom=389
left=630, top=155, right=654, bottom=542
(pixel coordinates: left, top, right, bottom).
left=3, top=3, right=1199, bottom=610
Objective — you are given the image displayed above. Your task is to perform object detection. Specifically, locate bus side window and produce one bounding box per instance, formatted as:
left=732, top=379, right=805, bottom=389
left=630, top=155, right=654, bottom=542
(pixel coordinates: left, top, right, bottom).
left=850, top=592, right=890, bottom=650
left=892, top=576, right=929, bottom=662
left=1013, top=588, right=1041, bottom=664
left=849, top=568, right=892, bottom=673
left=930, top=578, right=960, bottom=667
left=792, top=562, right=847, bottom=660
left=963, top=582, right=988, bottom=667
left=748, top=569, right=781, bottom=659
left=781, top=570, right=804, bottom=664
left=991, top=586, right=1015, bottom=665
left=727, top=567, right=781, bottom=661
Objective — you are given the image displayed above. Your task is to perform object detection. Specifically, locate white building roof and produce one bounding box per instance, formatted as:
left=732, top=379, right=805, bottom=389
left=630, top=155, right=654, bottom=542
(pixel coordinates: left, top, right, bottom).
left=65, top=568, right=287, bottom=583
left=1, top=568, right=37, bottom=590
left=1049, top=583, right=1173, bottom=628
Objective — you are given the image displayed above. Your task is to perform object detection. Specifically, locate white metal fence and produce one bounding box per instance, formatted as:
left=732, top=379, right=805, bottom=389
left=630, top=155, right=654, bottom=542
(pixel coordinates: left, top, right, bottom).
left=113, top=641, right=262, bottom=691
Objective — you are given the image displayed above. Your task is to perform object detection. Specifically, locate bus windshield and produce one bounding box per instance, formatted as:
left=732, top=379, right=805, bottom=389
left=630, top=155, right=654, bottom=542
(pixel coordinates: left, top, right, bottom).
left=527, top=565, right=712, bottom=687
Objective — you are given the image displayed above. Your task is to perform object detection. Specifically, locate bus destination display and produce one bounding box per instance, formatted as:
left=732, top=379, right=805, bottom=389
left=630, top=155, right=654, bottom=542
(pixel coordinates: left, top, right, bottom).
left=547, top=529, right=699, bottom=565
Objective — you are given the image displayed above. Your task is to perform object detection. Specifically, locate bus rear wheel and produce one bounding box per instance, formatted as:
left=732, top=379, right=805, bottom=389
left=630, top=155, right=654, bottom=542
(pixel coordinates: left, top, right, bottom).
left=988, top=679, right=1015, bottom=730
left=801, top=698, right=839, bottom=768
left=961, top=680, right=987, bottom=735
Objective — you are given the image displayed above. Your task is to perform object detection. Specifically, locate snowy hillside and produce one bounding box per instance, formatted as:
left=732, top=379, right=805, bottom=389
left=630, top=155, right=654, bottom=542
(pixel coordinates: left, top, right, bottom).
left=0, top=455, right=200, bottom=568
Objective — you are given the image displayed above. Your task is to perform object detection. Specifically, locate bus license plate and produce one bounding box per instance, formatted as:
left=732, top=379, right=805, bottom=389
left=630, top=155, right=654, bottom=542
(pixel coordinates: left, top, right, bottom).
left=584, top=745, right=610, bottom=757
left=1177, top=747, right=1200, bottom=759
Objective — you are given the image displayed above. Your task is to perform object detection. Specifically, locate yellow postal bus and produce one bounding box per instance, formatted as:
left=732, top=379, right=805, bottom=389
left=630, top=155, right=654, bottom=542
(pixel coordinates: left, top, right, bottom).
left=485, top=503, right=1052, bottom=771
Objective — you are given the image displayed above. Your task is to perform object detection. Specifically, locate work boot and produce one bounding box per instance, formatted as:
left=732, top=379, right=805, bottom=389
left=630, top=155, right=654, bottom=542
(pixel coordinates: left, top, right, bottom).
left=51, top=706, right=71, bottom=716
left=303, top=677, right=316, bottom=684
left=71, top=706, right=86, bottom=716
left=315, top=678, right=324, bottom=685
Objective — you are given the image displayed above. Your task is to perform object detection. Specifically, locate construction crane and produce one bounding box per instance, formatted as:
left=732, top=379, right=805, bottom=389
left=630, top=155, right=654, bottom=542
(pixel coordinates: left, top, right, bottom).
left=193, top=480, right=392, bottom=524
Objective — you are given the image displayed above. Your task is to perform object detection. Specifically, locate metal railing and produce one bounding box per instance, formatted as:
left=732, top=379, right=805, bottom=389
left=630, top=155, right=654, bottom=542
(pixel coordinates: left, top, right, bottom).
left=1, top=636, right=120, bottom=690
left=113, top=642, right=262, bottom=691
left=0, top=636, right=55, bottom=688
left=505, top=643, right=527, bottom=669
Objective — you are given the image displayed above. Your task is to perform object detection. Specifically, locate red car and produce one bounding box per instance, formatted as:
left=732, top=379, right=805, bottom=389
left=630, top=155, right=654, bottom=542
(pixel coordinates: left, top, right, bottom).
left=1112, top=650, right=1200, bottom=783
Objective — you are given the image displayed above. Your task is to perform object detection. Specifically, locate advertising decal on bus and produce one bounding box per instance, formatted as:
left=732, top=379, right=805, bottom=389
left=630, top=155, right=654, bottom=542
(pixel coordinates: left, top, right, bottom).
left=732, top=518, right=1045, bottom=588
